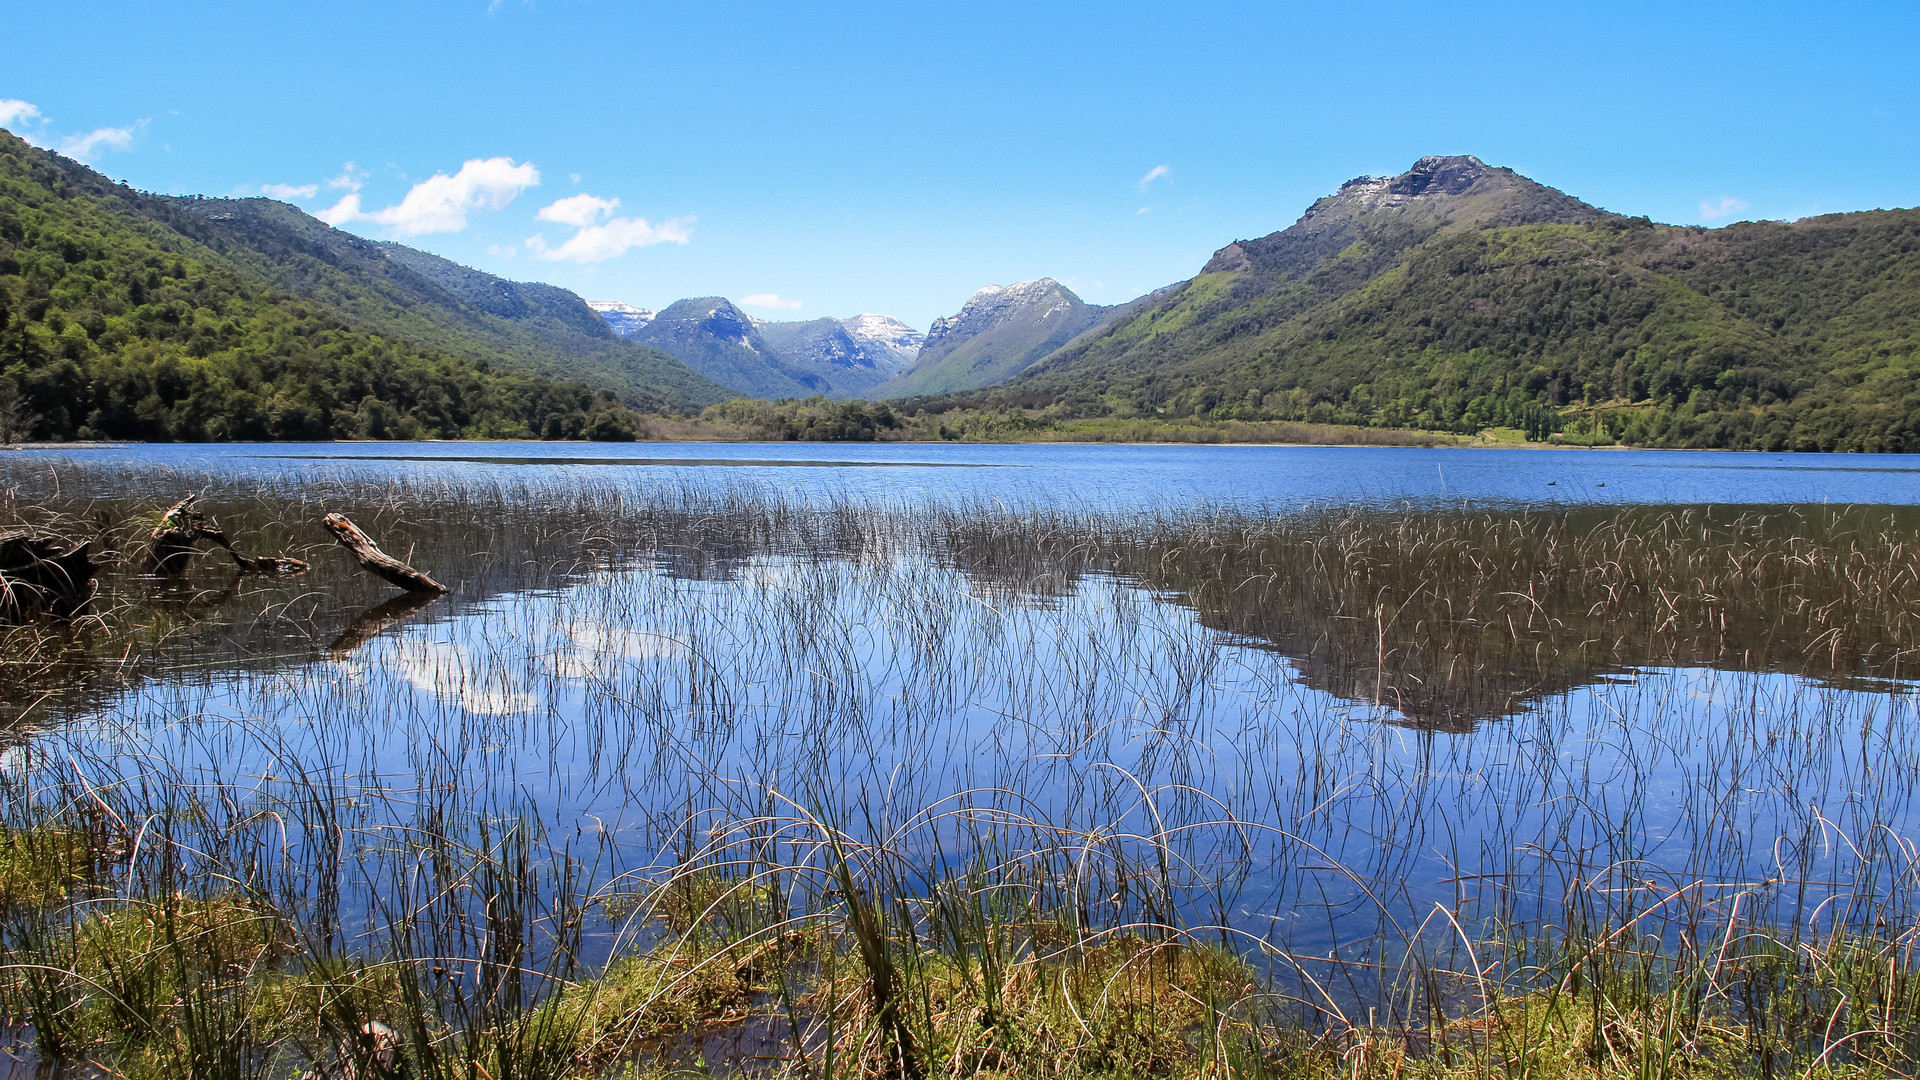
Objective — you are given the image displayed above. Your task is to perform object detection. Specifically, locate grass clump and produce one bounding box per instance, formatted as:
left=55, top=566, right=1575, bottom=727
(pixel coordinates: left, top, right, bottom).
left=0, top=826, right=101, bottom=910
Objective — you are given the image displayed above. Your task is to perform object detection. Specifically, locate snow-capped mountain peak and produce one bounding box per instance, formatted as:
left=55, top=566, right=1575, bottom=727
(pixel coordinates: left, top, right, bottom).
left=840, top=314, right=925, bottom=369
left=925, top=279, right=1078, bottom=349
left=585, top=300, right=656, bottom=338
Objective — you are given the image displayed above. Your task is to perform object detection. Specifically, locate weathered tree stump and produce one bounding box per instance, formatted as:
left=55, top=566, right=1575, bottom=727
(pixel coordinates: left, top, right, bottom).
left=148, top=495, right=210, bottom=574
left=321, top=514, right=446, bottom=594
left=0, top=530, right=98, bottom=618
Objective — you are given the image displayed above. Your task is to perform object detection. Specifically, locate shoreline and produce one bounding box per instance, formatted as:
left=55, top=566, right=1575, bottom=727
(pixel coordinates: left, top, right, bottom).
left=0, top=438, right=1818, bottom=454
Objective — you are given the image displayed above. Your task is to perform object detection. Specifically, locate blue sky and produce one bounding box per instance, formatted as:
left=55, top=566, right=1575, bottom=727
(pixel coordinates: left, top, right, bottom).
left=3, top=0, right=1915, bottom=329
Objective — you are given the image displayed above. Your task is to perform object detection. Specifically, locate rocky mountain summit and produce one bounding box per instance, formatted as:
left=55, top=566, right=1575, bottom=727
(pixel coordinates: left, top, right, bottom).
left=1200, top=154, right=1613, bottom=278
left=921, top=279, right=1096, bottom=353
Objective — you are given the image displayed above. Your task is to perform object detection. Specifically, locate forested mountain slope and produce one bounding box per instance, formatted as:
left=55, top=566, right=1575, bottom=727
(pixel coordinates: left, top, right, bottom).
left=0, top=129, right=711, bottom=440
left=154, top=188, right=728, bottom=411
left=957, top=155, right=1920, bottom=451
left=874, top=278, right=1117, bottom=397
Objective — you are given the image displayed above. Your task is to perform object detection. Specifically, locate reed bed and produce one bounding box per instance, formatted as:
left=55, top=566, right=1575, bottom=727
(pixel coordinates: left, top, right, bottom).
left=0, top=463, right=1914, bottom=1078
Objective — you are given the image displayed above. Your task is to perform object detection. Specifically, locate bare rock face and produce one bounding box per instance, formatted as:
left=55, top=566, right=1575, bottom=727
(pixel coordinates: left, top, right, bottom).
left=920, top=280, right=1099, bottom=355
left=1389, top=154, right=1494, bottom=197
left=1200, top=242, right=1251, bottom=274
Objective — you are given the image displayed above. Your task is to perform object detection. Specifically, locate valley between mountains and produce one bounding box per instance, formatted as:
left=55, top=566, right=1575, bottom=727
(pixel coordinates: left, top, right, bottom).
left=3, top=132, right=1917, bottom=450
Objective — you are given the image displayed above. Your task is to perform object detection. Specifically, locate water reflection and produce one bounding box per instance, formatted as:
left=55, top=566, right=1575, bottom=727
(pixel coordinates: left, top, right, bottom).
left=0, top=477, right=1916, bottom=1013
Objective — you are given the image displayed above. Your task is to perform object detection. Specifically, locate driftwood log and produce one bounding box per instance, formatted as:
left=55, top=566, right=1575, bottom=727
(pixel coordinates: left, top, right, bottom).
left=321, top=514, right=446, bottom=594
left=149, top=495, right=310, bottom=576
left=0, top=529, right=98, bottom=618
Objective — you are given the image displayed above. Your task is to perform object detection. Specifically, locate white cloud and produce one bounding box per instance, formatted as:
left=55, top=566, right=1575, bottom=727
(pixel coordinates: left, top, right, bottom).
left=537, top=192, right=619, bottom=227
left=315, top=193, right=363, bottom=226
left=533, top=213, right=693, bottom=263
left=740, top=293, right=803, bottom=311
left=327, top=162, right=366, bottom=191
left=260, top=182, right=319, bottom=200
left=1137, top=206, right=1151, bottom=214
left=2, top=103, right=143, bottom=161
left=0, top=99, right=41, bottom=128
left=487, top=242, right=517, bottom=260
left=321, top=156, right=540, bottom=236
left=1699, top=195, right=1749, bottom=221
left=57, top=125, right=138, bottom=161
left=1137, top=164, right=1171, bottom=193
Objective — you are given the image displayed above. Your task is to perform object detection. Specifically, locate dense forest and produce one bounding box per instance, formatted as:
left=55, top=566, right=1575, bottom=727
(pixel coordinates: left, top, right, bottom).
left=0, top=131, right=680, bottom=442
left=919, top=160, right=1920, bottom=452
left=700, top=396, right=904, bottom=441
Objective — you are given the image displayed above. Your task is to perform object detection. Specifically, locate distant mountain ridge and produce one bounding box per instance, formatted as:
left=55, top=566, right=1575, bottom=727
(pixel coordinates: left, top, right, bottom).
left=874, top=278, right=1122, bottom=398
left=753, top=314, right=918, bottom=396
left=589, top=301, right=922, bottom=398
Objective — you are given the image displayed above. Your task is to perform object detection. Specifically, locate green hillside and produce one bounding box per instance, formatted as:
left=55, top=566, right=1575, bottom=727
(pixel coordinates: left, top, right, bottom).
left=937, top=156, right=1920, bottom=452
left=0, top=129, right=727, bottom=442
left=157, top=195, right=730, bottom=411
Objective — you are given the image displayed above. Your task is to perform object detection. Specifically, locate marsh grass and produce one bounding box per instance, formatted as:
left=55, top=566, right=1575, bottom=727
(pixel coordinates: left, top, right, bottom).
left=935, top=502, right=1920, bottom=725
left=0, top=464, right=1916, bottom=1077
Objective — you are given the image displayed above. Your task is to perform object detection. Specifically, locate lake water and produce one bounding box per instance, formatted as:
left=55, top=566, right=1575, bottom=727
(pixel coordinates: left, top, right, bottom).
left=3, top=441, right=1919, bottom=1025
left=16, top=440, right=1920, bottom=507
